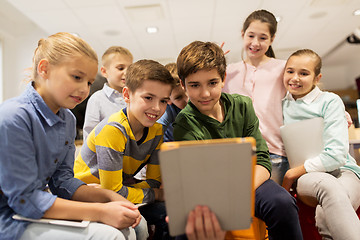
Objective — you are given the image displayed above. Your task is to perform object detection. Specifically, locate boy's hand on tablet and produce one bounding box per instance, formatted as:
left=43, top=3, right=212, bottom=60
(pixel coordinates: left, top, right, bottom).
left=185, top=206, right=225, bottom=240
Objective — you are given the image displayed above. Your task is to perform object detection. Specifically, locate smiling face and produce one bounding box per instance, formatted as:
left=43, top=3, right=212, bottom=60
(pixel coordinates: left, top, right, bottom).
left=101, top=53, right=133, bottom=93
left=124, top=79, right=172, bottom=133
left=36, top=55, right=98, bottom=113
left=283, top=55, right=322, bottom=99
left=242, top=20, right=273, bottom=62
left=183, top=69, right=224, bottom=119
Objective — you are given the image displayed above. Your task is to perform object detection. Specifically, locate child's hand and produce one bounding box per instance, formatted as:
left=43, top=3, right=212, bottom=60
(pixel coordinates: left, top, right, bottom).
left=345, top=111, right=353, bottom=128
left=219, top=42, right=230, bottom=55
left=132, top=209, right=142, bottom=228
left=282, top=165, right=306, bottom=192
left=185, top=206, right=226, bottom=240
left=99, top=201, right=140, bottom=229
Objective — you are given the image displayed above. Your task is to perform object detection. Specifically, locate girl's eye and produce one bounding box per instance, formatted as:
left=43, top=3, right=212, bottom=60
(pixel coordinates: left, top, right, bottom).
left=118, top=67, right=125, bottom=71
left=144, top=96, right=152, bottom=100
left=189, top=84, right=199, bottom=88
left=301, top=72, right=309, bottom=76
left=161, top=100, right=168, bottom=104
left=210, top=81, right=218, bottom=86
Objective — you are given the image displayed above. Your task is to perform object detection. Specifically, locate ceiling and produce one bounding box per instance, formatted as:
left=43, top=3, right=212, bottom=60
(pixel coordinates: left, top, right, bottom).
left=3, top=0, right=360, bottom=65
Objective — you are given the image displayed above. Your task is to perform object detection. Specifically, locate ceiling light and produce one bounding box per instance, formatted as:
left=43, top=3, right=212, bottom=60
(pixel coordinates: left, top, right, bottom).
left=104, top=30, right=121, bottom=36
left=146, top=27, right=158, bottom=34
left=309, top=11, right=327, bottom=19
left=353, top=9, right=360, bottom=16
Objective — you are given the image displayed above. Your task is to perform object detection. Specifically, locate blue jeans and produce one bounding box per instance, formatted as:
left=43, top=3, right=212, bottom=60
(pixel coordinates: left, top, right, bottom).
left=139, top=201, right=172, bottom=240
left=269, top=153, right=289, bottom=185
left=255, top=179, right=303, bottom=240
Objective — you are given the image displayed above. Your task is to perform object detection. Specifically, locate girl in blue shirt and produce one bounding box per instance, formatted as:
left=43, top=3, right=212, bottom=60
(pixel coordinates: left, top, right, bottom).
left=282, top=49, right=360, bottom=239
left=0, top=32, right=144, bottom=240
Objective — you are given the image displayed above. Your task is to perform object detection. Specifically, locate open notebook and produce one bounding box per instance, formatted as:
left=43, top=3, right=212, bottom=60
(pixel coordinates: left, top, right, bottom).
left=280, top=117, right=324, bottom=168
left=159, top=137, right=256, bottom=236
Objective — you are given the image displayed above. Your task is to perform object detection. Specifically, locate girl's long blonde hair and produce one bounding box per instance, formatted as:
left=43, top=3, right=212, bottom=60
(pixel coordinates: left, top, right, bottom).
left=31, top=32, right=98, bottom=81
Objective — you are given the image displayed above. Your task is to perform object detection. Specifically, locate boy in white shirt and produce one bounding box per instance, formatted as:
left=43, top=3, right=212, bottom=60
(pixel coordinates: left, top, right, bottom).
left=83, top=46, right=133, bottom=141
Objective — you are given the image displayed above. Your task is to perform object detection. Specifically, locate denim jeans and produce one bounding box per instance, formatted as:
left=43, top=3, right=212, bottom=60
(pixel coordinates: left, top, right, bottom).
left=269, top=153, right=289, bottom=185
left=139, top=201, right=172, bottom=240
left=255, top=179, right=303, bottom=240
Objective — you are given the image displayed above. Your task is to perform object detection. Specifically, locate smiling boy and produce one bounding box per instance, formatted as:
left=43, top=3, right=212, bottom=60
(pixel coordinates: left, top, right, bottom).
left=74, top=59, right=176, bottom=239
left=173, top=41, right=302, bottom=239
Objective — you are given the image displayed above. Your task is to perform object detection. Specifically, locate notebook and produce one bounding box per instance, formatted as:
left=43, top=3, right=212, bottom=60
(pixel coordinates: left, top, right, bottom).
left=280, top=117, right=324, bottom=168
left=12, top=214, right=90, bottom=228
left=159, top=137, right=256, bottom=236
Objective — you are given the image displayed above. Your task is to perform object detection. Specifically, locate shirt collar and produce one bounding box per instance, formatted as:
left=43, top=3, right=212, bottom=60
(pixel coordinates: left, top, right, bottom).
left=27, top=82, right=65, bottom=127
left=103, top=83, right=122, bottom=98
left=283, top=86, right=322, bottom=104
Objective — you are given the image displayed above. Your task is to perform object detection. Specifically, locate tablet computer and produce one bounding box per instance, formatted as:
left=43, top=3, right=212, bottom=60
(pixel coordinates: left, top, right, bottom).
left=159, top=137, right=256, bottom=236
left=280, top=117, right=324, bottom=168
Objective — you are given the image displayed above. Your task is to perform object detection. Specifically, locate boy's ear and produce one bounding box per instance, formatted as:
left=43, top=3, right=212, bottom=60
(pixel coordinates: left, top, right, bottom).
left=100, top=66, right=108, bottom=78
left=123, top=86, right=130, bottom=103
left=37, top=59, right=49, bottom=79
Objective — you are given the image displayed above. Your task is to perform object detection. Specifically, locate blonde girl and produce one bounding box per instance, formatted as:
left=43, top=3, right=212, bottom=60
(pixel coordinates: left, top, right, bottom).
left=0, top=32, right=144, bottom=240
left=282, top=49, right=360, bottom=239
left=223, top=9, right=288, bottom=184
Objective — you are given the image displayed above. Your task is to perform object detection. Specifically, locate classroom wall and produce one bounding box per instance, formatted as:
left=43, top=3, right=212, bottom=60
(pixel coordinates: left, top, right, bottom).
left=0, top=0, right=47, bottom=103
left=322, top=63, right=360, bottom=91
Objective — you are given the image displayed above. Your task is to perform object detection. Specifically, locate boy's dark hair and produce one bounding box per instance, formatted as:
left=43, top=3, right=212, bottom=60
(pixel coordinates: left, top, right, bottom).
left=125, top=59, right=175, bottom=92
left=287, top=49, right=322, bottom=76
left=176, top=41, right=226, bottom=86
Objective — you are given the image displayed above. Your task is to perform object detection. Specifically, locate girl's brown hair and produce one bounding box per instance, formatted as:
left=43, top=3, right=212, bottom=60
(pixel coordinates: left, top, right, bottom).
left=242, top=9, right=278, bottom=58
left=287, top=49, right=322, bottom=76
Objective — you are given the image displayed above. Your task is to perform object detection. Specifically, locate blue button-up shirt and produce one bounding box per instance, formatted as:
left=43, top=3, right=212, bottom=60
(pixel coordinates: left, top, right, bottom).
left=0, top=83, right=85, bottom=240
